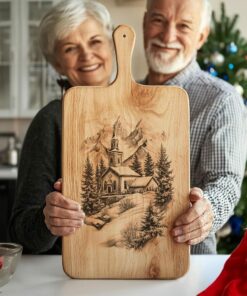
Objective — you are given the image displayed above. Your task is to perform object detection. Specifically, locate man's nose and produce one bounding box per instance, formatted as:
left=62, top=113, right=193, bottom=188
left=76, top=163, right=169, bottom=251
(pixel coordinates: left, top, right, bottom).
left=159, top=24, right=177, bottom=44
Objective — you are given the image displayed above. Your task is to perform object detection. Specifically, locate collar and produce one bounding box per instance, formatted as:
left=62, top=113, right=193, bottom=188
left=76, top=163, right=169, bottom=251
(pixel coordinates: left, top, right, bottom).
left=57, top=79, right=72, bottom=97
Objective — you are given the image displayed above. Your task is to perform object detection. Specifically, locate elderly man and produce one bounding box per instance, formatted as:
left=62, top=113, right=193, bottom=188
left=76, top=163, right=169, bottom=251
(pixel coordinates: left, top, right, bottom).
left=143, top=0, right=247, bottom=254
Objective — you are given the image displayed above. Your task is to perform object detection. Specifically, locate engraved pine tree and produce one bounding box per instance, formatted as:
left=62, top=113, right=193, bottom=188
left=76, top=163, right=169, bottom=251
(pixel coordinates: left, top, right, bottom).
left=137, top=203, right=164, bottom=248
left=130, top=154, right=143, bottom=176
left=155, top=144, right=173, bottom=209
left=99, top=158, right=106, bottom=176
left=81, top=157, right=99, bottom=215
left=144, top=152, right=154, bottom=176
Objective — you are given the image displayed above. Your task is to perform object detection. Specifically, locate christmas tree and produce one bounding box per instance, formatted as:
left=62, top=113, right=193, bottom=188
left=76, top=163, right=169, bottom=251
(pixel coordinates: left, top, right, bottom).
left=198, top=2, right=247, bottom=102
left=198, top=2, right=247, bottom=254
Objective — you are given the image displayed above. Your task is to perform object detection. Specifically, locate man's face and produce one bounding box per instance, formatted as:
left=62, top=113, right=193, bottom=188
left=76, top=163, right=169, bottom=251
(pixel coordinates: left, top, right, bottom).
left=144, top=0, right=208, bottom=75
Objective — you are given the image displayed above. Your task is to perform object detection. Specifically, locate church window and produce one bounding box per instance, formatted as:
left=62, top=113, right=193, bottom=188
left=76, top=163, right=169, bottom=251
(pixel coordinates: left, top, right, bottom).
left=124, top=181, right=127, bottom=189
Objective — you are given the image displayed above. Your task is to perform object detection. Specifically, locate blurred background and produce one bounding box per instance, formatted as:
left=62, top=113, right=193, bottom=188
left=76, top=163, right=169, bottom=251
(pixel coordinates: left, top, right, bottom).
left=0, top=0, right=246, bottom=253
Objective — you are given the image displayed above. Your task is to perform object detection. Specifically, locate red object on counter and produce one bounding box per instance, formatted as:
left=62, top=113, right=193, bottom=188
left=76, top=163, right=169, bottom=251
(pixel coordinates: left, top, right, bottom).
left=0, top=256, right=3, bottom=270
left=198, top=230, right=247, bottom=296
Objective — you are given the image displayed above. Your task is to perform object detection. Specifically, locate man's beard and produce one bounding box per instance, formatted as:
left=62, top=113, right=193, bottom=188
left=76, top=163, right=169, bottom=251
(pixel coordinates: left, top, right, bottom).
left=145, top=38, right=192, bottom=75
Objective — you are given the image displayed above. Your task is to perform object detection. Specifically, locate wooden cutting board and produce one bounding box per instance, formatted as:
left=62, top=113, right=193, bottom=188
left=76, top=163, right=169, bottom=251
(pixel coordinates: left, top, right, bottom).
left=62, top=25, right=190, bottom=279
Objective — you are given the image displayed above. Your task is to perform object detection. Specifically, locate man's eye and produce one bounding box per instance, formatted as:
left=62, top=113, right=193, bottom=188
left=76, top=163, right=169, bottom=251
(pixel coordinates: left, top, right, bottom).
left=179, top=24, right=190, bottom=31
left=152, top=17, right=163, bottom=24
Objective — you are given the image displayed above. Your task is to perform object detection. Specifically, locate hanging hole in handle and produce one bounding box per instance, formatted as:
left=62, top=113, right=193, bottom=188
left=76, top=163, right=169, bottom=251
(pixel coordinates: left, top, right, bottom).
left=123, top=34, right=126, bottom=38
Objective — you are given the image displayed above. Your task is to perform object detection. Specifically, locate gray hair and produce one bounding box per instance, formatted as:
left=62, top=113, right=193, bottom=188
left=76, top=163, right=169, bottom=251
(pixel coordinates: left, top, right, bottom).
left=146, top=0, right=212, bottom=32
left=39, top=0, right=113, bottom=65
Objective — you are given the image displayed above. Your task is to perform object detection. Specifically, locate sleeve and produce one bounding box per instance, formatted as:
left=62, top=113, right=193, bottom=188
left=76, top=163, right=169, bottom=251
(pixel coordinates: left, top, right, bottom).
left=8, top=101, right=62, bottom=254
left=200, top=94, right=247, bottom=233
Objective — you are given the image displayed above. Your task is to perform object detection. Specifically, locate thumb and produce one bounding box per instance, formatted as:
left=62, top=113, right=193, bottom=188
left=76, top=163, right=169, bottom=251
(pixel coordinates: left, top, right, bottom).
left=54, top=178, right=62, bottom=192
left=189, top=187, right=204, bottom=203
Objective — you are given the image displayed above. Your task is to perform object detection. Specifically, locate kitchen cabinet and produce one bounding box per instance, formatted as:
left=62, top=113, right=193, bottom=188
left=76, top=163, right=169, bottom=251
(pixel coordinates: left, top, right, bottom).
left=0, top=178, right=16, bottom=242
left=0, top=0, right=60, bottom=119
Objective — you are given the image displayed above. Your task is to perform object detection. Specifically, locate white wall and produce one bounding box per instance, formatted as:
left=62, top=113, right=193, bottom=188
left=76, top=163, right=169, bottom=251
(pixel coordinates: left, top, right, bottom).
left=1, top=0, right=246, bottom=143
left=211, top=0, right=247, bottom=39
left=100, top=0, right=147, bottom=81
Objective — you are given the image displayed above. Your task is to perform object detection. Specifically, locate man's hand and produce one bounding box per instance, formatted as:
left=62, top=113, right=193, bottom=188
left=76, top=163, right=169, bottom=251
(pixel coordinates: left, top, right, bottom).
left=43, top=179, right=85, bottom=236
left=171, top=187, right=213, bottom=245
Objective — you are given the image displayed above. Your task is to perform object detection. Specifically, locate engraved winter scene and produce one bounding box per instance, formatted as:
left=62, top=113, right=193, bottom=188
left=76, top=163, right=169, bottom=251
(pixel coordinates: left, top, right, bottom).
left=80, top=117, right=174, bottom=250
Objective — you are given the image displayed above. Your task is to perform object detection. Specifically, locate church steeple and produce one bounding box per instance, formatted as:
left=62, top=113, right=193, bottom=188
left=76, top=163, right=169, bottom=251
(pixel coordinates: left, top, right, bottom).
left=111, top=130, right=119, bottom=150
left=108, top=129, right=123, bottom=167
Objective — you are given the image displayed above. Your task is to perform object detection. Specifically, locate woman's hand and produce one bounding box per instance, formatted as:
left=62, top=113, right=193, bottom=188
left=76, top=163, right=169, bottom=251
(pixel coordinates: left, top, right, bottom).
left=171, top=187, right=213, bottom=245
left=43, top=179, right=85, bottom=236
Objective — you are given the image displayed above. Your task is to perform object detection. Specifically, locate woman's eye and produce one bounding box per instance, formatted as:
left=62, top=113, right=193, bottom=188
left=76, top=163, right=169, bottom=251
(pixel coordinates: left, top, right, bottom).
left=64, top=47, right=76, bottom=53
left=91, top=39, right=102, bottom=46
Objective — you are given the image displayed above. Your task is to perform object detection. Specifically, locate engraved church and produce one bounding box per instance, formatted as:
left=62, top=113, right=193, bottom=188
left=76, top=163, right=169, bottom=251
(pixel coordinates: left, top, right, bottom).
left=101, top=131, right=158, bottom=195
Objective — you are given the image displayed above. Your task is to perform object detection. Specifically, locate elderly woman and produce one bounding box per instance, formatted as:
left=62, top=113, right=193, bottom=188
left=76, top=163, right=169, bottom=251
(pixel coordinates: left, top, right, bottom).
left=9, top=0, right=114, bottom=254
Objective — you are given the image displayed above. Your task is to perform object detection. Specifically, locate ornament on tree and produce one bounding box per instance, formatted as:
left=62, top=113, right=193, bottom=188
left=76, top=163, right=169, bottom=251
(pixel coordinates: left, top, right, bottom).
left=234, top=83, right=244, bottom=96
left=237, top=69, right=247, bottom=79
left=206, top=65, right=218, bottom=77
left=222, top=73, right=229, bottom=81
left=228, top=63, right=235, bottom=70
left=227, top=42, right=238, bottom=54
left=229, top=215, right=243, bottom=236
left=210, top=52, right=225, bottom=66
left=219, top=42, right=225, bottom=49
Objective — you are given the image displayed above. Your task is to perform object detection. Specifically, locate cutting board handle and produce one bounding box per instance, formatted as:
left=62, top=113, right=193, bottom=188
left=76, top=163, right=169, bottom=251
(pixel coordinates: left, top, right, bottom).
left=113, top=25, right=135, bottom=85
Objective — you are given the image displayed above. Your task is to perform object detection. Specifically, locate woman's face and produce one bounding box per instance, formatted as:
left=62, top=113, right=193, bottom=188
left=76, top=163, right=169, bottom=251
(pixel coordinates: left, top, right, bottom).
left=54, top=18, right=113, bottom=86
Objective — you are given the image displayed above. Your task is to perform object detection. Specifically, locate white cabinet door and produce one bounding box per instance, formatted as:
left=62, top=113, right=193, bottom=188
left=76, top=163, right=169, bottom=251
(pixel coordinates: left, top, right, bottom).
left=20, top=0, right=59, bottom=117
left=0, top=0, right=17, bottom=117
left=0, top=0, right=60, bottom=119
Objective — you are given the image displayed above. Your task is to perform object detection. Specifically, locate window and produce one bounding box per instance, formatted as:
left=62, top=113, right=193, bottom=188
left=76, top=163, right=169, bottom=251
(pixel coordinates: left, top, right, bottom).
left=124, top=180, right=127, bottom=189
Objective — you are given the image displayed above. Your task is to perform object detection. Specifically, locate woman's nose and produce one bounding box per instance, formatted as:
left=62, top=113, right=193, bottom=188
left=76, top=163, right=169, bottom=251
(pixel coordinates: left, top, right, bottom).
left=78, top=46, right=93, bottom=61
left=159, top=24, right=177, bottom=44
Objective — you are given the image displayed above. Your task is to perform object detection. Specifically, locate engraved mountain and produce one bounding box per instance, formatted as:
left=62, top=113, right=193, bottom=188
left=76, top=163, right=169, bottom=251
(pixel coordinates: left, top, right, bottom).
left=82, top=117, right=150, bottom=166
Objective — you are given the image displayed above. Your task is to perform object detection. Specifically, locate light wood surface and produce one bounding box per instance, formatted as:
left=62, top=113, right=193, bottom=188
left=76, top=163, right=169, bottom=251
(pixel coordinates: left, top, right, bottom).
left=62, top=25, right=190, bottom=279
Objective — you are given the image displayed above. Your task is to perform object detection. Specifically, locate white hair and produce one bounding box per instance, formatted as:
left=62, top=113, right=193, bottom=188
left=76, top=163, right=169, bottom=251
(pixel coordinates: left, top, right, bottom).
left=200, top=0, right=212, bottom=31
left=146, top=0, right=212, bottom=32
left=39, top=0, right=113, bottom=65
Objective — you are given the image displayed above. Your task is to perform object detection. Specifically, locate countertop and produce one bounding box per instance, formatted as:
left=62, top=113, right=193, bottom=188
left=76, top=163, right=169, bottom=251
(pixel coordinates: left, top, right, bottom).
left=0, top=165, right=18, bottom=179
left=0, top=255, right=228, bottom=296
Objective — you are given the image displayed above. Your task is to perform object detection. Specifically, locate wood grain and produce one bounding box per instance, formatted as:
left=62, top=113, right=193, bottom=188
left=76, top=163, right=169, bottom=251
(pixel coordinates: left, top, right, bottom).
left=62, top=25, right=190, bottom=279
